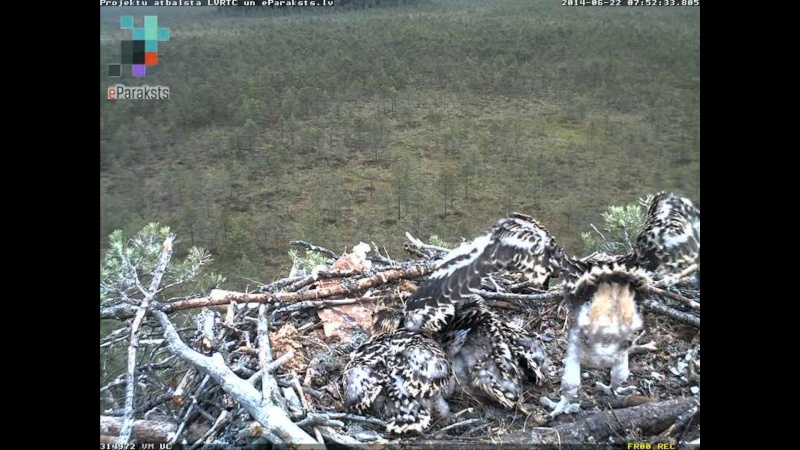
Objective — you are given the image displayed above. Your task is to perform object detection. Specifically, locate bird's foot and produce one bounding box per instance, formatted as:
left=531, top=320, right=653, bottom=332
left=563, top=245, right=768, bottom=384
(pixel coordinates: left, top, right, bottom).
left=540, top=395, right=581, bottom=418
left=595, top=382, right=638, bottom=397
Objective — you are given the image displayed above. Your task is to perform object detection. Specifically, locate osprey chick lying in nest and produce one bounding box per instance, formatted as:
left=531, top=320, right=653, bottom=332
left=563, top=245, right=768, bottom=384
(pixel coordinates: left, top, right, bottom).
left=342, top=213, right=558, bottom=433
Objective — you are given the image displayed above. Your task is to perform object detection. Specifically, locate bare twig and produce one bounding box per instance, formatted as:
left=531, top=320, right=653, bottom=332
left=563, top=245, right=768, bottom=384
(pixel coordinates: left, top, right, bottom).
left=290, top=240, right=338, bottom=259
left=100, top=415, right=178, bottom=443
left=403, top=243, right=427, bottom=258
left=187, top=410, right=229, bottom=450
left=322, top=412, right=388, bottom=428
left=265, top=351, right=295, bottom=374
left=257, top=276, right=305, bottom=293
left=405, top=231, right=451, bottom=254
left=648, top=285, right=700, bottom=310
left=295, top=414, right=345, bottom=429
left=316, top=269, right=362, bottom=279
left=433, top=418, right=482, bottom=437
left=257, top=304, right=284, bottom=408
left=589, top=223, right=607, bottom=241
left=171, top=374, right=210, bottom=445
left=484, top=300, right=526, bottom=312
left=271, top=296, right=380, bottom=317
left=370, top=242, right=397, bottom=266
left=286, top=276, right=319, bottom=293
left=642, top=298, right=700, bottom=328
left=658, top=404, right=699, bottom=441
left=319, top=427, right=362, bottom=446
left=473, top=289, right=560, bottom=303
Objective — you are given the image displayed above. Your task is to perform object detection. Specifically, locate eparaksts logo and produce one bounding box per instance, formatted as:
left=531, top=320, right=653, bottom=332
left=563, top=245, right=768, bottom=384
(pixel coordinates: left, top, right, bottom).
left=108, top=84, right=170, bottom=100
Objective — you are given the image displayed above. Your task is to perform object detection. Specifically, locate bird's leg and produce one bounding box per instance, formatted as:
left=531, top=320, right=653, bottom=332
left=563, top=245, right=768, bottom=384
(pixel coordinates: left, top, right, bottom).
left=540, top=338, right=582, bottom=417
left=595, top=353, right=638, bottom=396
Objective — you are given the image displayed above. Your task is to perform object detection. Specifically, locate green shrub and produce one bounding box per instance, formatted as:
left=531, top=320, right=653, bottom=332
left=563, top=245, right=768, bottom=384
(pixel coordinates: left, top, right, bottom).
left=580, top=194, right=654, bottom=255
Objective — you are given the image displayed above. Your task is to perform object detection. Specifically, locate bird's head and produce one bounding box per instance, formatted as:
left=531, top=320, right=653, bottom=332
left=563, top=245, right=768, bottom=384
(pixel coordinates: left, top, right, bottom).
left=372, top=307, right=403, bottom=335
left=570, top=264, right=651, bottom=364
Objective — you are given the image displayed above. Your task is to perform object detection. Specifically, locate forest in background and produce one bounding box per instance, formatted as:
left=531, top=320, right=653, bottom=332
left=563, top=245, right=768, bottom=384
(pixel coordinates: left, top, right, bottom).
left=100, top=0, right=700, bottom=291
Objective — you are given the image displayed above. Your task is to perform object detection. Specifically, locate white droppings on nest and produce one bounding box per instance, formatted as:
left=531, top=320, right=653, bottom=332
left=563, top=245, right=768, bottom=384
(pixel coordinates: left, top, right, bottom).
left=650, top=371, right=664, bottom=381
left=670, top=360, right=689, bottom=376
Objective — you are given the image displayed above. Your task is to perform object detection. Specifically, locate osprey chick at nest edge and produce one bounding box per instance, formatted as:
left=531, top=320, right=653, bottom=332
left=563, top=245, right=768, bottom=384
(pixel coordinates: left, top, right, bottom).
left=540, top=192, right=700, bottom=418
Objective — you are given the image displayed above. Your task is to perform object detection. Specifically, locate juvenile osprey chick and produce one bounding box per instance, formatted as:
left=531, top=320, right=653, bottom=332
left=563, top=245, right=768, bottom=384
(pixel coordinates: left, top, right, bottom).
left=342, top=329, right=454, bottom=434
left=343, top=213, right=559, bottom=433
left=627, top=191, right=701, bottom=284
left=541, top=192, right=700, bottom=418
left=440, top=296, right=549, bottom=410
left=540, top=264, right=651, bottom=417
left=404, top=213, right=563, bottom=336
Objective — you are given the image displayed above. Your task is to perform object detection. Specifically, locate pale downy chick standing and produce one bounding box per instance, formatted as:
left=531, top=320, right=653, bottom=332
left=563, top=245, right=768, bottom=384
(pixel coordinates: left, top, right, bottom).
left=541, top=192, right=700, bottom=417
left=540, top=264, right=651, bottom=417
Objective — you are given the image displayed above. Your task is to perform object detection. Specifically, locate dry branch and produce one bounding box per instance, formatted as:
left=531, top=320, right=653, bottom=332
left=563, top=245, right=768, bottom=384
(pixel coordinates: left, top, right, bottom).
left=648, top=285, right=700, bottom=310
left=474, top=289, right=560, bottom=303
left=527, top=398, right=698, bottom=444
left=118, top=236, right=174, bottom=444
left=256, top=276, right=304, bottom=293
left=642, top=298, right=700, bottom=328
left=290, top=240, right=338, bottom=259
left=401, top=398, right=698, bottom=447
left=150, top=308, right=318, bottom=445
left=101, top=415, right=177, bottom=443
left=101, top=264, right=433, bottom=320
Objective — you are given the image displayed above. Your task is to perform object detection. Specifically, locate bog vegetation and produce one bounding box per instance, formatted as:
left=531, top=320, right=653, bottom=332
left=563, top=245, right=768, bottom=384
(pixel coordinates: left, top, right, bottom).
left=100, top=0, right=700, bottom=291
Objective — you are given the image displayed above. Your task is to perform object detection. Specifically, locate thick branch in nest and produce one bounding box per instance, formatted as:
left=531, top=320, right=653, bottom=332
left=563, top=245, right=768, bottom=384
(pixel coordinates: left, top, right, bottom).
left=648, top=285, right=700, bottom=310
left=101, top=265, right=433, bottom=320
left=401, top=398, right=698, bottom=447
left=149, top=308, right=318, bottom=444
left=525, top=398, right=699, bottom=444
left=101, top=416, right=177, bottom=443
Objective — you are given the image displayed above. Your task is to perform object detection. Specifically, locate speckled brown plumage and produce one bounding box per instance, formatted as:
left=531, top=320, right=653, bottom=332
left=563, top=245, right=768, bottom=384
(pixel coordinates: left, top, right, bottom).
left=342, top=214, right=559, bottom=433
left=342, top=329, right=454, bottom=434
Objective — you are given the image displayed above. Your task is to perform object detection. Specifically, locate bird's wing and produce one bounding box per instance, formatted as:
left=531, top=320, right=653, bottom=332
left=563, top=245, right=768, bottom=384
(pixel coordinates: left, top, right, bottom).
left=404, top=213, right=564, bottom=334
left=631, top=192, right=700, bottom=274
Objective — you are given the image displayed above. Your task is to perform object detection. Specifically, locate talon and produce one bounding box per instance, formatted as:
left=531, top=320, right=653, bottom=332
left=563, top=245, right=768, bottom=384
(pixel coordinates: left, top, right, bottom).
left=595, top=381, right=614, bottom=397
left=540, top=395, right=581, bottom=418
left=595, top=381, right=638, bottom=397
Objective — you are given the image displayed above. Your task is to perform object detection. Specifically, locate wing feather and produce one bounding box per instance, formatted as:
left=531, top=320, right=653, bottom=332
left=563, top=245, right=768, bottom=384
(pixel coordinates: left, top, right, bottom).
left=404, top=213, right=564, bottom=334
left=631, top=192, right=700, bottom=274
